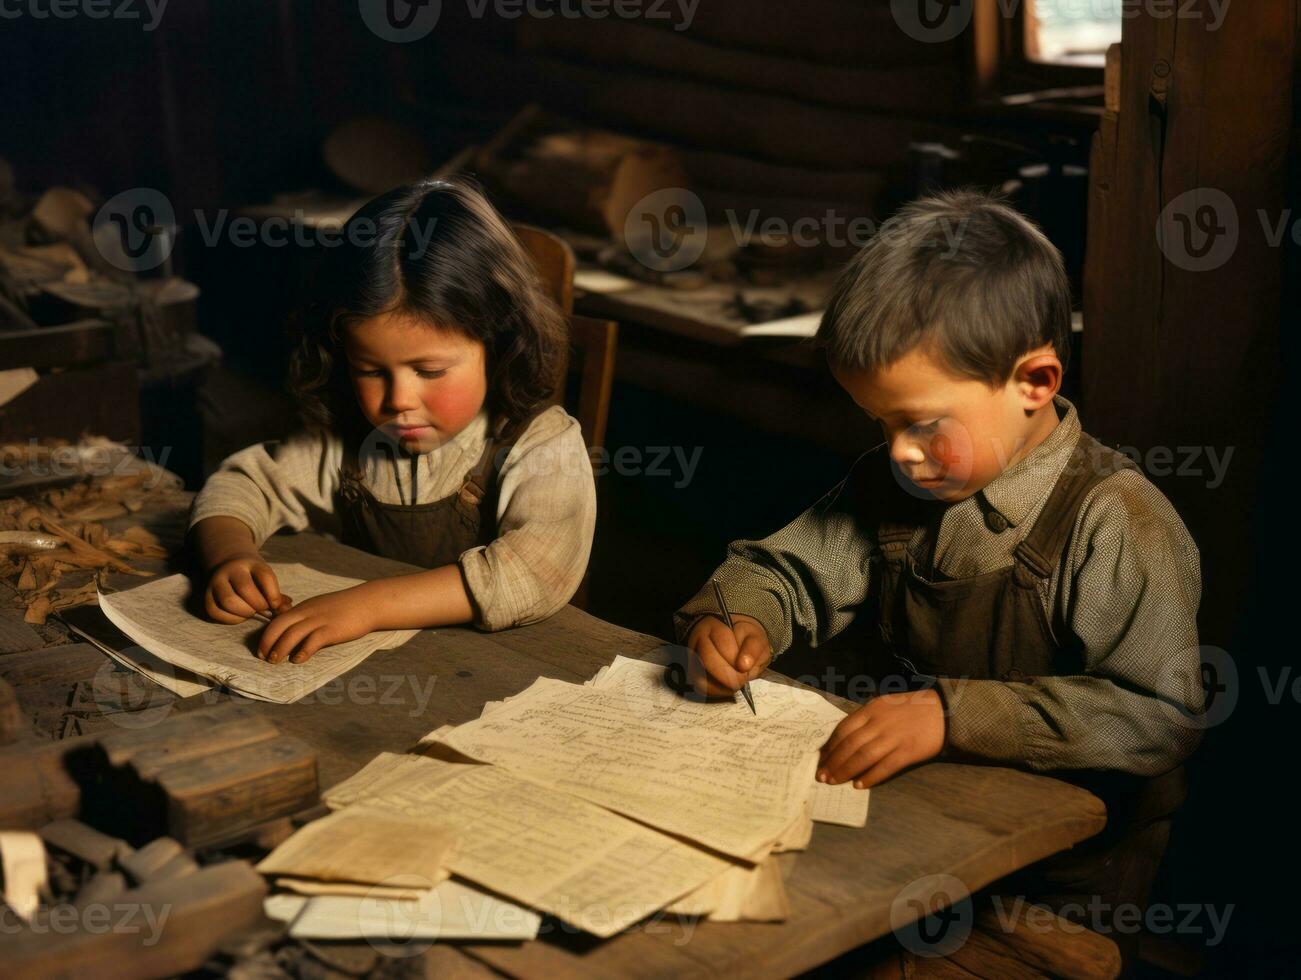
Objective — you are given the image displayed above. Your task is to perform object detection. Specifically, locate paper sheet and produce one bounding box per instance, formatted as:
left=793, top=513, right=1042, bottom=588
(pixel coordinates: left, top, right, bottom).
left=591, top=656, right=871, bottom=829
left=276, top=875, right=448, bottom=899
left=265, top=879, right=542, bottom=941
left=665, top=857, right=790, bottom=922
left=323, top=751, right=450, bottom=810
left=97, top=563, right=418, bottom=703
left=257, top=808, right=457, bottom=887
left=771, top=804, right=814, bottom=853
left=810, top=781, right=871, bottom=828
left=0, top=832, right=47, bottom=923
left=436, top=672, right=838, bottom=859
left=320, top=753, right=734, bottom=937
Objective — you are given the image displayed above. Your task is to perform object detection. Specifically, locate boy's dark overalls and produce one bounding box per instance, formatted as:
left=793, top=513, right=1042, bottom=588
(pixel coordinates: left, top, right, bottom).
left=868, top=430, right=1190, bottom=957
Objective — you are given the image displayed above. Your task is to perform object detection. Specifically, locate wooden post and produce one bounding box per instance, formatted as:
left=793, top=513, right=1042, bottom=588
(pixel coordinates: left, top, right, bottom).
left=1082, top=0, right=1292, bottom=647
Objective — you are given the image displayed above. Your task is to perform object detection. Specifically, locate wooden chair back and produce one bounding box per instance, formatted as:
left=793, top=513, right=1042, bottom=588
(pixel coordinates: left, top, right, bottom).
left=512, top=224, right=618, bottom=612
left=511, top=223, right=617, bottom=459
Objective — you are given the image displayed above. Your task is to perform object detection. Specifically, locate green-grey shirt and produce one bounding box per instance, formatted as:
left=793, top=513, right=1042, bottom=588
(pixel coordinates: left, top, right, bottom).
left=675, top=397, right=1203, bottom=776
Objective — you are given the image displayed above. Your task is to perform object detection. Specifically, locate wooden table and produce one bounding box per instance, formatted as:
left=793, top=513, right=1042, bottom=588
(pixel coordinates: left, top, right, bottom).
left=132, top=528, right=1106, bottom=979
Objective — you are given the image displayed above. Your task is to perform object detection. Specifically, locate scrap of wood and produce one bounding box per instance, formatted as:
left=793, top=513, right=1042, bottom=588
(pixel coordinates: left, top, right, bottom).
left=38, top=819, right=132, bottom=872
left=0, top=860, right=267, bottom=979
left=157, top=738, right=320, bottom=850
left=118, top=837, right=198, bottom=885
left=0, top=704, right=320, bottom=851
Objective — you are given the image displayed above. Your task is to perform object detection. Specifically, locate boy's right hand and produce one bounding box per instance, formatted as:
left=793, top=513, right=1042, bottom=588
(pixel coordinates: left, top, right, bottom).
left=686, top=614, right=772, bottom=697
left=205, top=556, right=292, bottom=624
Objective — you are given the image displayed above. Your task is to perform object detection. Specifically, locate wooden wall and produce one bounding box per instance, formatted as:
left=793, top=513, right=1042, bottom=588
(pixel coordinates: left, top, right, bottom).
left=1082, top=2, right=1293, bottom=965
left=1083, top=1, right=1291, bottom=648
left=414, top=0, right=970, bottom=227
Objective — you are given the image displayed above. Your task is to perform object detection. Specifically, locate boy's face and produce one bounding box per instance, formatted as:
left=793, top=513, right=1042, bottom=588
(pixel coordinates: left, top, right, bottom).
left=833, top=345, right=1054, bottom=502
left=345, top=311, right=488, bottom=454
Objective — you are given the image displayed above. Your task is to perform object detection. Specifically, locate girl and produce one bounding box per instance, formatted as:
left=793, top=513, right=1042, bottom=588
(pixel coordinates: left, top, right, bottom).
left=188, top=177, right=596, bottom=664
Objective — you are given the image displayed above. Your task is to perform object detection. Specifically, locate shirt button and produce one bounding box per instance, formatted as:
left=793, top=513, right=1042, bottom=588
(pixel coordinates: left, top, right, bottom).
left=985, top=510, right=1009, bottom=533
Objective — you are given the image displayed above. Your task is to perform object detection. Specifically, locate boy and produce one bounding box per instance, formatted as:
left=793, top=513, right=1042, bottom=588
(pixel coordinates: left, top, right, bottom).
left=675, top=191, right=1203, bottom=939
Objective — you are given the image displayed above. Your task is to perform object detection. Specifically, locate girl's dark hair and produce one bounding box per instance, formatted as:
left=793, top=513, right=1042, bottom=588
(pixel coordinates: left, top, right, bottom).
left=288, top=175, right=567, bottom=449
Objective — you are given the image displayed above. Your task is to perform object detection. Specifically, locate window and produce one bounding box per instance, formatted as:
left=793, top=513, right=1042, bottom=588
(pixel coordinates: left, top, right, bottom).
left=1025, top=0, right=1123, bottom=68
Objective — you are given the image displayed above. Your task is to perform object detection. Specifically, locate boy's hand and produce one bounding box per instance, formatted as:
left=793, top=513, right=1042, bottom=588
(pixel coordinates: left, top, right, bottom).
left=817, top=689, right=946, bottom=789
left=685, top=613, right=772, bottom=697
left=205, top=556, right=292, bottom=624
left=256, top=586, right=376, bottom=664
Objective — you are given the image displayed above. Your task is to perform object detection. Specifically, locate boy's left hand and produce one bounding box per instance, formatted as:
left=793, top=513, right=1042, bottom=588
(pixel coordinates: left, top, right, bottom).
left=256, top=586, right=376, bottom=664
left=817, top=688, right=946, bottom=789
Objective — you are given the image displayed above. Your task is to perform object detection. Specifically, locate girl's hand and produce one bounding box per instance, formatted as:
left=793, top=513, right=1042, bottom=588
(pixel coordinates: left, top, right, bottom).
left=817, top=689, right=946, bottom=789
left=256, top=586, right=377, bottom=664
left=206, top=556, right=292, bottom=624
left=685, top=613, right=772, bottom=697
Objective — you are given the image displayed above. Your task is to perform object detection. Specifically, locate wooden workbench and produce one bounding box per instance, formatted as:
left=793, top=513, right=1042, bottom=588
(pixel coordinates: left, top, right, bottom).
left=11, top=489, right=1106, bottom=977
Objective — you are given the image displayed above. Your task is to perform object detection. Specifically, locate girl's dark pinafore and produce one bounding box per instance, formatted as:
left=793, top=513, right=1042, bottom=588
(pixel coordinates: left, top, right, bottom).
left=334, top=422, right=520, bottom=569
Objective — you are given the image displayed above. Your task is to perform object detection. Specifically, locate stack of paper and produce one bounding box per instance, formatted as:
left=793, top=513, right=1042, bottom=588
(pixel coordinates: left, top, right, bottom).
left=299, top=656, right=870, bottom=936
left=256, top=807, right=541, bottom=942
left=319, top=753, right=734, bottom=937
left=256, top=808, right=457, bottom=891
left=264, top=880, right=542, bottom=942
left=95, top=563, right=419, bottom=703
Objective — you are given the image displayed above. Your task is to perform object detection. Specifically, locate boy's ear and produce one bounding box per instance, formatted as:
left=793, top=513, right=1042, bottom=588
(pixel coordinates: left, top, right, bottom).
left=1012, top=346, right=1061, bottom=412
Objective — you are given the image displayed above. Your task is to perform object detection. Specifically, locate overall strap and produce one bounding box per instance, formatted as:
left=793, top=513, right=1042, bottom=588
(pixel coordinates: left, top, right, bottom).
left=458, top=413, right=535, bottom=513
left=1014, top=432, right=1138, bottom=580
left=876, top=521, right=919, bottom=554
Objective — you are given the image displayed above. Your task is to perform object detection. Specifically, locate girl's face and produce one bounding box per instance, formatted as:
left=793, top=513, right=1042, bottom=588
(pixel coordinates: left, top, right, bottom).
left=344, top=311, right=488, bottom=453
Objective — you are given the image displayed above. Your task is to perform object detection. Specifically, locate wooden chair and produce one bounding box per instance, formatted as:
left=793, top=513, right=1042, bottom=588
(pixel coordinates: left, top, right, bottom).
left=513, top=223, right=618, bottom=611
left=511, top=223, right=617, bottom=461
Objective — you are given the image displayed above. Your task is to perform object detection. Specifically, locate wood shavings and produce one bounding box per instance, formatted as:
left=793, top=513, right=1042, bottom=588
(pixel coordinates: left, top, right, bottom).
left=0, top=438, right=177, bottom=624
left=0, top=530, right=60, bottom=556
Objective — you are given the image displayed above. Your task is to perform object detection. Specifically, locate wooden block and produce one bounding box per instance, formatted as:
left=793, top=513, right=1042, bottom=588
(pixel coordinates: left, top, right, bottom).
left=0, top=360, right=140, bottom=445
left=97, top=703, right=266, bottom=768
left=0, top=320, right=114, bottom=372
left=126, top=713, right=280, bottom=781
left=73, top=871, right=127, bottom=907
left=39, top=819, right=131, bottom=871
left=118, top=837, right=198, bottom=885
left=0, top=735, right=100, bottom=829
left=0, top=708, right=318, bottom=851
left=0, top=860, right=266, bottom=979
left=155, top=738, right=319, bottom=850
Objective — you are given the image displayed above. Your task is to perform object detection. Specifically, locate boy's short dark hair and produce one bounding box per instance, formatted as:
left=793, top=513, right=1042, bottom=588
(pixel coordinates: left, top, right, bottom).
left=816, top=189, right=1072, bottom=385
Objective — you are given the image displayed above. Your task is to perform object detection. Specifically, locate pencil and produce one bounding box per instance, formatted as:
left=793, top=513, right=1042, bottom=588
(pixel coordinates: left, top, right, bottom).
left=711, top=578, right=756, bottom=715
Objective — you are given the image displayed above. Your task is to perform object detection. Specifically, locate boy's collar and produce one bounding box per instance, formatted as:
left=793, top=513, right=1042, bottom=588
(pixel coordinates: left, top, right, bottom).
left=976, top=396, right=1078, bottom=529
